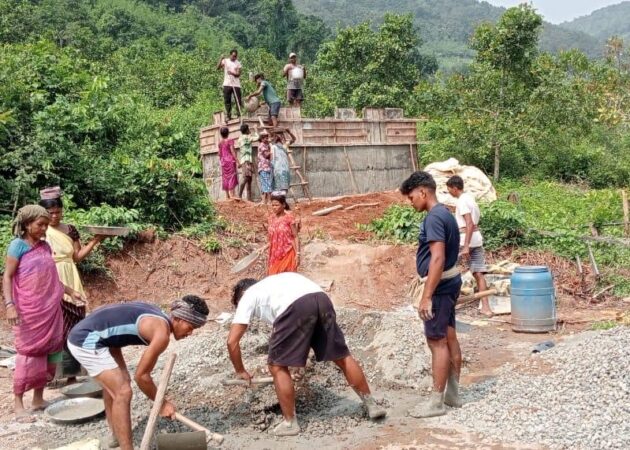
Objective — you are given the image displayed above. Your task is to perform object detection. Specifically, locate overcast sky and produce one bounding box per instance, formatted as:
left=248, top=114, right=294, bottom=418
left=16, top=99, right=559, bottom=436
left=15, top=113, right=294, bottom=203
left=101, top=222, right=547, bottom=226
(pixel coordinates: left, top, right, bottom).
left=482, top=0, right=627, bottom=24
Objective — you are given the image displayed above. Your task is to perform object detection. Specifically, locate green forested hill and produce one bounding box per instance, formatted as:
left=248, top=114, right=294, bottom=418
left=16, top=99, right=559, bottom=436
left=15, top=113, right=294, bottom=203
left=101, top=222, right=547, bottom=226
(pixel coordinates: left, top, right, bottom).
left=293, top=0, right=602, bottom=68
left=560, top=1, right=630, bottom=41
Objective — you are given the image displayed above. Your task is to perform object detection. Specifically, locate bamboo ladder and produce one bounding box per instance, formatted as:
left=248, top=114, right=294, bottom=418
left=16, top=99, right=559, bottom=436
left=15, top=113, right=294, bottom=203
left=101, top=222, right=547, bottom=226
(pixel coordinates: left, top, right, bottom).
left=258, top=118, right=312, bottom=203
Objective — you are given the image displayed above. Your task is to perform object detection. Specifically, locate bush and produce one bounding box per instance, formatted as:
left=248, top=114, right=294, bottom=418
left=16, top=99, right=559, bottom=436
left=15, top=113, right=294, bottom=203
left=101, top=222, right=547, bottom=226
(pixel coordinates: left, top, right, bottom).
left=365, top=204, right=424, bottom=242
left=479, top=200, right=529, bottom=250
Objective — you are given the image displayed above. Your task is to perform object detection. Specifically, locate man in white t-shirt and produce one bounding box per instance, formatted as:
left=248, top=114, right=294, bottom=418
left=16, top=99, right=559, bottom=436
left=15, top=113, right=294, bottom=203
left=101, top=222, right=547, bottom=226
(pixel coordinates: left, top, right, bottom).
left=282, top=52, right=306, bottom=106
left=227, top=272, right=386, bottom=436
left=446, top=176, right=492, bottom=317
left=216, top=49, right=242, bottom=121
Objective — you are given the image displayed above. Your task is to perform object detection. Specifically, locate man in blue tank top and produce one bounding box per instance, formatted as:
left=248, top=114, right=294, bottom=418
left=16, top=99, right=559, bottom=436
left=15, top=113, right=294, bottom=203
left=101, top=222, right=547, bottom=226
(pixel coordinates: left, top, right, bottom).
left=68, top=296, right=209, bottom=450
left=400, top=171, right=463, bottom=419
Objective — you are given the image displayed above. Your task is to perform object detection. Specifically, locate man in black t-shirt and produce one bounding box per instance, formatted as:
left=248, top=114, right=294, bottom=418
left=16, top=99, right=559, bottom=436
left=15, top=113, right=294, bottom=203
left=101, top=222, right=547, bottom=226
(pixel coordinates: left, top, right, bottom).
left=400, top=171, right=463, bottom=418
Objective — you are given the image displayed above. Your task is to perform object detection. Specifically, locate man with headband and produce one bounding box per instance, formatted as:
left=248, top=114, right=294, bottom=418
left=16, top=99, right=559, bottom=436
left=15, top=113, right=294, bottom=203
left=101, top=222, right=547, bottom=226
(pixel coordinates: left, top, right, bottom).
left=67, top=296, right=208, bottom=450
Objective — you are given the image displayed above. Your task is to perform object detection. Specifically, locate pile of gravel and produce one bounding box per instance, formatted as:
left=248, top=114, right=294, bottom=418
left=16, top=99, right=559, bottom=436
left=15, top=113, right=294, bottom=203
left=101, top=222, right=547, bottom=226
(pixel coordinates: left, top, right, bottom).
left=22, top=307, right=430, bottom=447
left=450, top=326, right=630, bottom=450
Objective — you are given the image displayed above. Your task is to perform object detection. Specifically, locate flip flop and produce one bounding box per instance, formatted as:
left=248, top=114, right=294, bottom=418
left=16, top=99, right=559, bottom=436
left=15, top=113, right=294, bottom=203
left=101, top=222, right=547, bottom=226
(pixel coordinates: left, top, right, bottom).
left=15, top=412, right=37, bottom=423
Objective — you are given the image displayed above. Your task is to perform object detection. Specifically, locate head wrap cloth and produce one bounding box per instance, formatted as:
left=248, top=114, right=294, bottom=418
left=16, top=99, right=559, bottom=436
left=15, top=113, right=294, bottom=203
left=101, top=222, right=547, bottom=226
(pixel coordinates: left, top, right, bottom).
left=170, top=299, right=207, bottom=328
left=12, top=205, right=50, bottom=237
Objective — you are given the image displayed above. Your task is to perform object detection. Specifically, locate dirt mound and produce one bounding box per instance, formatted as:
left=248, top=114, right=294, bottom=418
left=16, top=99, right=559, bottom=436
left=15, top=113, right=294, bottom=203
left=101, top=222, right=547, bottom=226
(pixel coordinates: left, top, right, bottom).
left=216, top=191, right=404, bottom=241
left=78, top=238, right=416, bottom=313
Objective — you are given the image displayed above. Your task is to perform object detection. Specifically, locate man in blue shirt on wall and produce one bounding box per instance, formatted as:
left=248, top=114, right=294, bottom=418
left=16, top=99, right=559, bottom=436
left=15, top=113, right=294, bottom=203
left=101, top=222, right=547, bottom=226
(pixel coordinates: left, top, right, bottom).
left=400, top=171, right=463, bottom=418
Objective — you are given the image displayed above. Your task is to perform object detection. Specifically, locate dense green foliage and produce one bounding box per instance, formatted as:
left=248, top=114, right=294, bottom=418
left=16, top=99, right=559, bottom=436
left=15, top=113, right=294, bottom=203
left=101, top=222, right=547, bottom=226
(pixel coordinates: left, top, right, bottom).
left=412, top=5, right=630, bottom=186
left=293, top=0, right=602, bottom=70
left=305, top=14, right=436, bottom=117
left=561, top=2, right=630, bottom=42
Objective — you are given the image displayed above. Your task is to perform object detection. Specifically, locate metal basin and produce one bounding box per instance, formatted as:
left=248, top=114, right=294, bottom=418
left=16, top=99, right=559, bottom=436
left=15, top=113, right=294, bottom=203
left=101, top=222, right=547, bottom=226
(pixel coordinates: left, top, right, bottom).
left=61, top=379, right=103, bottom=398
left=45, top=398, right=105, bottom=424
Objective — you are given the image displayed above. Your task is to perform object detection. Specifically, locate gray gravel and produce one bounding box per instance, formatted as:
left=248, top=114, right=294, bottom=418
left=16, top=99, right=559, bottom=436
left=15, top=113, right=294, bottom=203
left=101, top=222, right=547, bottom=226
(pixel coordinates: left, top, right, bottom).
left=17, top=307, right=430, bottom=449
left=449, top=326, right=630, bottom=450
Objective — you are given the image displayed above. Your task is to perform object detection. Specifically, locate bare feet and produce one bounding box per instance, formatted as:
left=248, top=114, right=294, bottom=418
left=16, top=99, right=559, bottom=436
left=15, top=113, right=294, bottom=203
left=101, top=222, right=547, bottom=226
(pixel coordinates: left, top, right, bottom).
left=480, top=309, right=494, bottom=318
left=15, top=410, right=36, bottom=423
left=30, top=400, right=50, bottom=412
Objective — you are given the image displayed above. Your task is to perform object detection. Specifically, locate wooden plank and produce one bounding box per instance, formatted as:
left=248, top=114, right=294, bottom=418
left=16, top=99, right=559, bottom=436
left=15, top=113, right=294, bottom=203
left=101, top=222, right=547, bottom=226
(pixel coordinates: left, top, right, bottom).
left=312, top=204, right=344, bottom=216
left=385, top=122, right=416, bottom=129
left=303, top=129, right=337, bottom=137
left=140, top=353, right=177, bottom=450
left=386, top=128, right=417, bottom=137
left=333, top=122, right=368, bottom=130
left=334, top=129, right=368, bottom=137
left=343, top=146, right=359, bottom=194
left=336, top=136, right=368, bottom=144
left=301, top=121, right=336, bottom=130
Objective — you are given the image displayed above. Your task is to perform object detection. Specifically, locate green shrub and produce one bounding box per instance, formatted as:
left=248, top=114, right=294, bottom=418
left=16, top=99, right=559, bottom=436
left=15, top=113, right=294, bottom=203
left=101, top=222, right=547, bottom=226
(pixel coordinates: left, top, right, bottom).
left=479, top=200, right=529, bottom=250
left=365, top=204, right=424, bottom=242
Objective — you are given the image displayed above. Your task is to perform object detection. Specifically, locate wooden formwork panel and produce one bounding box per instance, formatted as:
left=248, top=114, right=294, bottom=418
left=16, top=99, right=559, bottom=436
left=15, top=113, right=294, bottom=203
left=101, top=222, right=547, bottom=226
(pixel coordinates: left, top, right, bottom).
left=335, top=129, right=367, bottom=137
left=386, top=136, right=416, bottom=144
left=303, top=129, right=336, bottom=138
left=302, top=121, right=336, bottom=130
left=385, top=121, right=417, bottom=129
left=386, top=128, right=416, bottom=137
left=336, top=136, right=368, bottom=144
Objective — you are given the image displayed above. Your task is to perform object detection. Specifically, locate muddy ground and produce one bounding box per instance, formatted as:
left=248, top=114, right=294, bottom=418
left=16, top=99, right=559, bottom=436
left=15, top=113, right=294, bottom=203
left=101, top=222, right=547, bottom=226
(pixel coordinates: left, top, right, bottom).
left=0, top=193, right=626, bottom=449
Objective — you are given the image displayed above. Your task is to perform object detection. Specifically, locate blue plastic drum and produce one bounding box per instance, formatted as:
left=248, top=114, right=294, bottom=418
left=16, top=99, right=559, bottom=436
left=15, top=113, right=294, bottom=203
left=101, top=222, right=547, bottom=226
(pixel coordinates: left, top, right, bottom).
left=510, top=266, right=557, bottom=333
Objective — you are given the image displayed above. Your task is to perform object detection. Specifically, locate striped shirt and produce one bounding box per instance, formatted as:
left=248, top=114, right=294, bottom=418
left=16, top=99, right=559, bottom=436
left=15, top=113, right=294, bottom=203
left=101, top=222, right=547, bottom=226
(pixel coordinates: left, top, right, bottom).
left=68, top=302, right=170, bottom=350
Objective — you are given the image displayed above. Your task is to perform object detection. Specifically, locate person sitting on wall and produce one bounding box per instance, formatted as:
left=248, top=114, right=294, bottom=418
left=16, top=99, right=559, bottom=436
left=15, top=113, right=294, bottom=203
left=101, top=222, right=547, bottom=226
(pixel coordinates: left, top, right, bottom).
left=247, top=73, right=282, bottom=127
left=227, top=273, right=387, bottom=437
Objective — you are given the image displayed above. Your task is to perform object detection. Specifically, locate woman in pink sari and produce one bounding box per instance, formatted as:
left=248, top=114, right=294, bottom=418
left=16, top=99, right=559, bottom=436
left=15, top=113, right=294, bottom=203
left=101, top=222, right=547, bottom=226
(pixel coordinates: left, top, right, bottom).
left=218, top=126, right=238, bottom=199
left=3, top=205, right=85, bottom=421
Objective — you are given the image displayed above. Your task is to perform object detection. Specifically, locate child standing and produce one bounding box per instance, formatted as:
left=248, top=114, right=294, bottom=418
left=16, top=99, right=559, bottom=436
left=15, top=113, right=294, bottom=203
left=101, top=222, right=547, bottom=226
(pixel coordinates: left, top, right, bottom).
left=237, top=124, right=258, bottom=201
left=257, top=131, right=273, bottom=205
left=218, top=127, right=238, bottom=199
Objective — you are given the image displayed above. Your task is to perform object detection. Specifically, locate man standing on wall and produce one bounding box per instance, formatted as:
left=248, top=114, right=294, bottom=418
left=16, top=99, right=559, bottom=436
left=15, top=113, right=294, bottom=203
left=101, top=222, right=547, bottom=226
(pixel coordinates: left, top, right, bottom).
left=283, top=53, right=306, bottom=107
left=217, top=49, right=242, bottom=121
left=400, top=171, right=463, bottom=418
left=446, top=175, right=492, bottom=317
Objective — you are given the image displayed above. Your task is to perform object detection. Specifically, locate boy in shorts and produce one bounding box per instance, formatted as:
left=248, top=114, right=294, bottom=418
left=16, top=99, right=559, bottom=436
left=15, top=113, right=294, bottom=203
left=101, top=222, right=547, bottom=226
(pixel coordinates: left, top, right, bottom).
left=227, top=272, right=386, bottom=436
left=446, top=175, right=492, bottom=317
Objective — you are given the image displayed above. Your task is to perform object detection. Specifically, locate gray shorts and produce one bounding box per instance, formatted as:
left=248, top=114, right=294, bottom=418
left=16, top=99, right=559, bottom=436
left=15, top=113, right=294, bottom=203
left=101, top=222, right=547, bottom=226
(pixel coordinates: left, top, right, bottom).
left=269, top=101, right=281, bottom=118
left=466, top=246, right=486, bottom=273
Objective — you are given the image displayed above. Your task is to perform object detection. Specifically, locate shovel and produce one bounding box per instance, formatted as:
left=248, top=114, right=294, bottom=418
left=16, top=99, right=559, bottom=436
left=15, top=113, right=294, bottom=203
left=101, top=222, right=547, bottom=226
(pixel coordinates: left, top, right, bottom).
left=230, top=244, right=269, bottom=274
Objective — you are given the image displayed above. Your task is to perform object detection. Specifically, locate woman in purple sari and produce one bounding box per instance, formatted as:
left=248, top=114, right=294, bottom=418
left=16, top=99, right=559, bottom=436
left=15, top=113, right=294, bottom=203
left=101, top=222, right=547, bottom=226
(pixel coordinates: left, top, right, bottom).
left=218, top=126, right=238, bottom=199
left=3, top=205, right=85, bottom=421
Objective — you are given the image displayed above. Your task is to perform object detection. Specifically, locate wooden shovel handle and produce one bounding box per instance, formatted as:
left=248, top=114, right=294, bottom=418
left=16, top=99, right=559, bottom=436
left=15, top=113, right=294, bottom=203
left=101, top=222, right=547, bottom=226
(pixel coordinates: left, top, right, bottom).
left=455, top=289, right=498, bottom=310
left=221, top=376, right=274, bottom=386
left=175, top=412, right=224, bottom=444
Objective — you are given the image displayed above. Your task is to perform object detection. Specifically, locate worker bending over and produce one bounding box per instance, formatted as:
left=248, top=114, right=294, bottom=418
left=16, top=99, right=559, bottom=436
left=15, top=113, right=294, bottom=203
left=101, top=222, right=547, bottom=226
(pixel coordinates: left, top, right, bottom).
left=68, top=297, right=209, bottom=450
left=227, top=272, right=386, bottom=436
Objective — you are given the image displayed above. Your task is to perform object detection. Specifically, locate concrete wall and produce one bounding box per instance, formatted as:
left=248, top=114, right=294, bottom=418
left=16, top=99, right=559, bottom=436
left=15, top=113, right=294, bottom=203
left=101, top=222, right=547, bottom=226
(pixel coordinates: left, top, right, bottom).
left=202, top=143, right=417, bottom=200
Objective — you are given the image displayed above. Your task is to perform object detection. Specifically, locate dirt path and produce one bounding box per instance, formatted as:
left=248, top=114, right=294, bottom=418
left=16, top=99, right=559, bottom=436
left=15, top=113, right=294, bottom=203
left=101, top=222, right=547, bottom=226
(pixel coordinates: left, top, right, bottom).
left=0, top=192, right=626, bottom=449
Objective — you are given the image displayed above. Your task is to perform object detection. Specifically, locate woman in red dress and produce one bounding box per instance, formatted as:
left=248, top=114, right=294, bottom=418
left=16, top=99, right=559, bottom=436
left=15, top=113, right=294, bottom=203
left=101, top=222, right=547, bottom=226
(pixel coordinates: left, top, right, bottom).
left=267, top=193, right=300, bottom=275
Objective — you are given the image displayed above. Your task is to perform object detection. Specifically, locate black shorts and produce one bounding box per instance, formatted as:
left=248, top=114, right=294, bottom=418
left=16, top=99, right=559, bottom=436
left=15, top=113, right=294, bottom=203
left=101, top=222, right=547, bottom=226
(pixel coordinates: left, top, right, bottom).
left=423, top=292, right=458, bottom=340
left=287, top=89, right=304, bottom=102
left=268, top=292, right=350, bottom=366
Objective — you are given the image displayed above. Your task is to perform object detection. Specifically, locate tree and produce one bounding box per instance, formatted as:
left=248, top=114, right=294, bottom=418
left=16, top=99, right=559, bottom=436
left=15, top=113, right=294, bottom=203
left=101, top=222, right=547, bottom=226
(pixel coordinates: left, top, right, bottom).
left=470, top=4, right=542, bottom=180
left=311, top=13, right=435, bottom=116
